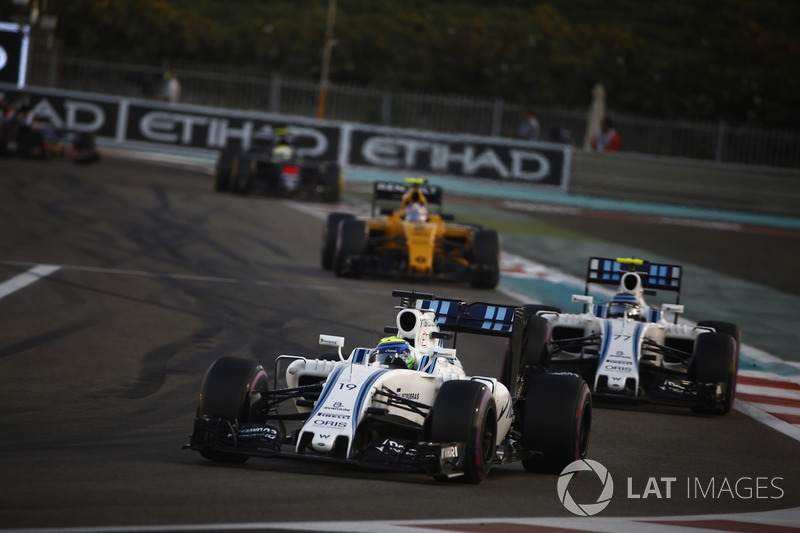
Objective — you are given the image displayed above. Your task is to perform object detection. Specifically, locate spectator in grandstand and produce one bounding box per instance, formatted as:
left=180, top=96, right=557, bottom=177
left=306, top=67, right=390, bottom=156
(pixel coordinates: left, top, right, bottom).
left=590, top=117, right=621, bottom=152
left=516, top=108, right=541, bottom=141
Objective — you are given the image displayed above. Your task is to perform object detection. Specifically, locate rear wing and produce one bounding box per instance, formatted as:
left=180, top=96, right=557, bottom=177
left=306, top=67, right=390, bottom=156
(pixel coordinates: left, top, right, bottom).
left=372, top=181, right=444, bottom=216
left=586, top=256, right=682, bottom=296
left=393, top=290, right=516, bottom=338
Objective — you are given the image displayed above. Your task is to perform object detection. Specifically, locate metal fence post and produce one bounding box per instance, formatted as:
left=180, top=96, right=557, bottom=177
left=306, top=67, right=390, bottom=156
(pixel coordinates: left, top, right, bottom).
left=715, top=120, right=726, bottom=163
left=491, top=98, right=503, bottom=137
left=269, top=73, right=281, bottom=113
left=381, top=91, right=392, bottom=125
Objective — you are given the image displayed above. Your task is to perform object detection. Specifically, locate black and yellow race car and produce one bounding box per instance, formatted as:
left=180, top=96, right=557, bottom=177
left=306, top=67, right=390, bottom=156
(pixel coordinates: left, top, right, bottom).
left=321, top=179, right=500, bottom=288
left=214, top=128, right=341, bottom=203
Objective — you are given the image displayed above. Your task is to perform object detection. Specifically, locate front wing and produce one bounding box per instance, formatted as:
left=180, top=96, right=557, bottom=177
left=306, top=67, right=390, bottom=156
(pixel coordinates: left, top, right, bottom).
left=187, top=416, right=466, bottom=478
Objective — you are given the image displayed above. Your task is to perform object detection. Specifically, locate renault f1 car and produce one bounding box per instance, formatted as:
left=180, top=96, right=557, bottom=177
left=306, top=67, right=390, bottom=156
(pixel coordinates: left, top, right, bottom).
left=524, top=257, right=741, bottom=415
left=321, top=180, right=500, bottom=288
left=185, top=290, right=592, bottom=482
left=214, top=129, right=341, bottom=202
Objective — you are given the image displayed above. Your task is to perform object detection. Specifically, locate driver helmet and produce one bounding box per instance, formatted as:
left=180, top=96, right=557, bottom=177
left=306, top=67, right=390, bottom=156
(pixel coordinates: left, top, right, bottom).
left=404, top=203, right=428, bottom=222
left=274, top=127, right=291, bottom=145
left=606, top=293, right=642, bottom=320
left=371, top=336, right=415, bottom=369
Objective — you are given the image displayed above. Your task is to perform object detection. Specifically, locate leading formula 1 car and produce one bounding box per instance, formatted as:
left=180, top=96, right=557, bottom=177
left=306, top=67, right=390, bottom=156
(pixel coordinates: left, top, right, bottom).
left=214, top=128, right=341, bottom=202
left=523, top=257, right=740, bottom=414
left=185, top=290, right=591, bottom=483
left=321, top=179, right=501, bottom=288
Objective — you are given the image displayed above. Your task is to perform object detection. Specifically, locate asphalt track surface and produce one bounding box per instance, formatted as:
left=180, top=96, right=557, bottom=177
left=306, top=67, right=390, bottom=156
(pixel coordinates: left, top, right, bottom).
left=1, top=155, right=799, bottom=531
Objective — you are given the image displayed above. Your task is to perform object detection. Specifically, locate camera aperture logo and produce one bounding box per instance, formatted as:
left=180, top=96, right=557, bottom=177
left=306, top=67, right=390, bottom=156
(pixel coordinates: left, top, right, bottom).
left=557, top=460, right=786, bottom=517
left=558, top=459, right=614, bottom=516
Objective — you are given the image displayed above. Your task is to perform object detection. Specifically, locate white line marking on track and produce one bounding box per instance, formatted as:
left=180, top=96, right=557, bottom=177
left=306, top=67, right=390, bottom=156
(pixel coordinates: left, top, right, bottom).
left=0, top=264, right=60, bottom=299
left=0, top=260, right=386, bottom=296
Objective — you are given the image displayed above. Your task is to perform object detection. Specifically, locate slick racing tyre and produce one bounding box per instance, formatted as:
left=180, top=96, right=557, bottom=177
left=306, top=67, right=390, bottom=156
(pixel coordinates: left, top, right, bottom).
left=505, top=306, right=559, bottom=396
left=332, top=219, right=366, bottom=277
left=214, top=149, right=237, bottom=192
left=230, top=154, right=255, bottom=194
left=691, top=331, right=737, bottom=415
left=320, top=163, right=342, bottom=203
left=194, top=357, right=269, bottom=463
left=696, top=321, right=740, bottom=415
left=469, top=230, right=500, bottom=289
left=428, top=380, right=497, bottom=484
left=522, top=373, right=591, bottom=474
left=321, top=212, right=355, bottom=270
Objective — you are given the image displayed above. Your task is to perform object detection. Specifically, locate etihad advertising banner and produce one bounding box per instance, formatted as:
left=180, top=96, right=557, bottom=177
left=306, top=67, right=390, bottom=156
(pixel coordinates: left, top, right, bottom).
left=0, top=83, right=570, bottom=191
left=0, top=22, right=29, bottom=87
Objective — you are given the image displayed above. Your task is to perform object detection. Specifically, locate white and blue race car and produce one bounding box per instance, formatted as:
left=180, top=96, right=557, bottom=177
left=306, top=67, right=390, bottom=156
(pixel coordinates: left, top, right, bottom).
left=528, top=257, right=740, bottom=415
left=186, top=290, right=592, bottom=483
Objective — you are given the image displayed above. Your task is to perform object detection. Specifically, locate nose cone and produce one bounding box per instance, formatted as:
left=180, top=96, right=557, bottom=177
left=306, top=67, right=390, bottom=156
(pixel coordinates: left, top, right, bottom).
left=312, top=436, right=335, bottom=453
left=608, top=379, right=626, bottom=392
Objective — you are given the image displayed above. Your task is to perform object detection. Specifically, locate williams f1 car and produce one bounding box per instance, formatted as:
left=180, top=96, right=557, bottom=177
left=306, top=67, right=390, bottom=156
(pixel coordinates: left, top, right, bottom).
left=185, top=290, right=592, bottom=482
left=524, top=257, right=740, bottom=414
left=321, top=179, right=501, bottom=288
left=214, top=128, right=341, bottom=202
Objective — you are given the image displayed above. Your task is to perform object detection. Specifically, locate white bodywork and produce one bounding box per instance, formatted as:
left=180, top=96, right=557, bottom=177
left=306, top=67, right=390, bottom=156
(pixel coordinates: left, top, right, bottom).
left=282, top=307, right=513, bottom=457
left=544, top=271, right=710, bottom=397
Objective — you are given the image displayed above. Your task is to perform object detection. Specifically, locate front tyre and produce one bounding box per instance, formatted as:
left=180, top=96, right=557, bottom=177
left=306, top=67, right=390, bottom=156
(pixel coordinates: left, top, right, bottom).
left=320, top=163, right=343, bottom=203
left=522, top=373, right=591, bottom=474
left=691, top=331, right=737, bottom=415
left=214, top=149, right=237, bottom=191
left=193, top=357, right=269, bottom=463
left=428, top=380, right=497, bottom=483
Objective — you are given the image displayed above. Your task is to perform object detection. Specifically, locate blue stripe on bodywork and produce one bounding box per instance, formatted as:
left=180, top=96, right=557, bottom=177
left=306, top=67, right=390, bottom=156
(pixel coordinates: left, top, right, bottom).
left=633, top=323, right=644, bottom=370
left=307, top=365, right=346, bottom=419
left=598, top=321, right=613, bottom=366
left=351, top=369, right=389, bottom=435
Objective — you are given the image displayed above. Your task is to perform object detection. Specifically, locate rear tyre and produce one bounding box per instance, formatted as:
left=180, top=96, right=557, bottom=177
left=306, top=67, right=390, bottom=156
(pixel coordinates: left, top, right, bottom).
left=332, top=219, right=366, bottom=277
left=691, top=331, right=736, bottom=415
left=428, top=380, right=497, bottom=483
left=194, top=357, right=269, bottom=463
left=504, top=306, right=559, bottom=395
left=522, top=373, right=591, bottom=474
left=469, top=230, right=500, bottom=289
left=321, top=213, right=355, bottom=270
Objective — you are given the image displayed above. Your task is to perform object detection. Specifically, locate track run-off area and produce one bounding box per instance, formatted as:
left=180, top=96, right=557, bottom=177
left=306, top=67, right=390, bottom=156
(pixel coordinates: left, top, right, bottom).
left=1, top=151, right=799, bottom=533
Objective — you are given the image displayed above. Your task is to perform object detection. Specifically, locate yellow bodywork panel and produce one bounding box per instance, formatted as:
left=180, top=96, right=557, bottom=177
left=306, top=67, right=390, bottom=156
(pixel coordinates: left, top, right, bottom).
left=365, top=211, right=473, bottom=274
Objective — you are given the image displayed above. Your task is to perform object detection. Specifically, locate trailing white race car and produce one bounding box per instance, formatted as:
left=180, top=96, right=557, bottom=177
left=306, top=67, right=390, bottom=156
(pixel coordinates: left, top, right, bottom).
left=186, top=290, right=592, bottom=483
left=525, top=257, right=740, bottom=415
